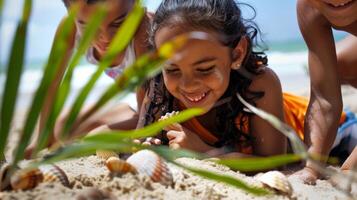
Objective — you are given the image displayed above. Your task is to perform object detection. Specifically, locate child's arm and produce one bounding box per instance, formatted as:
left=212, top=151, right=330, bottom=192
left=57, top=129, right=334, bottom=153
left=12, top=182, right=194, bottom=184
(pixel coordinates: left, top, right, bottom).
left=297, top=0, right=343, bottom=183
left=248, top=68, right=287, bottom=157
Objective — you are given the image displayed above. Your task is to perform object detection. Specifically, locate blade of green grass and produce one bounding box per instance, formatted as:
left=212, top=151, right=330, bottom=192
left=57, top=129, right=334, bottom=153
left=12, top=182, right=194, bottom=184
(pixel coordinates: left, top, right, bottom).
left=82, top=108, right=203, bottom=142
left=34, top=5, right=108, bottom=154
left=217, top=154, right=301, bottom=172
left=60, top=1, right=145, bottom=139
left=173, top=161, right=269, bottom=195
left=0, top=0, right=4, bottom=15
left=11, top=5, right=79, bottom=165
left=36, top=141, right=140, bottom=166
left=0, top=0, right=32, bottom=160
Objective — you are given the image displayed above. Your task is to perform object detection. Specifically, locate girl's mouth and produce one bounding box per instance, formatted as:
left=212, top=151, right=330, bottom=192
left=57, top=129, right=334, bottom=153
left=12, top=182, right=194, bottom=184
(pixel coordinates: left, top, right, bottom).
left=183, top=91, right=209, bottom=104
left=325, top=0, right=355, bottom=9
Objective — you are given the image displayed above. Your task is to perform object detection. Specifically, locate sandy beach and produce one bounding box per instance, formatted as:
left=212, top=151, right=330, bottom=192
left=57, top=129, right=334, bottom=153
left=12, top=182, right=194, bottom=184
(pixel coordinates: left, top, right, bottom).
left=1, top=70, right=357, bottom=200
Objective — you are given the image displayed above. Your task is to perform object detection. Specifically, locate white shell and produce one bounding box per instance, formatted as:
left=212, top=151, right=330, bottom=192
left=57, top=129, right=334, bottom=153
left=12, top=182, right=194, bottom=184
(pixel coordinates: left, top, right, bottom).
left=257, top=171, right=292, bottom=195
left=126, top=150, right=173, bottom=186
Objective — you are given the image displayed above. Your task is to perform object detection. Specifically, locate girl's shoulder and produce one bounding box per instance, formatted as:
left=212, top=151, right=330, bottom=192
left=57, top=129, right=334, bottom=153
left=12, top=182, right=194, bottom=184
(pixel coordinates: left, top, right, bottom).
left=248, top=66, right=282, bottom=93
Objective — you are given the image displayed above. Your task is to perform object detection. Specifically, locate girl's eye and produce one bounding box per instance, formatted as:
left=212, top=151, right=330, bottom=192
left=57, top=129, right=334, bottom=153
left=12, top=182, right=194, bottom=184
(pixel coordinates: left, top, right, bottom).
left=111, top=22, right=122, bottom=28
left=197, top=66, right=215, bottom=73
left=164, top=68, right=180, bottom=74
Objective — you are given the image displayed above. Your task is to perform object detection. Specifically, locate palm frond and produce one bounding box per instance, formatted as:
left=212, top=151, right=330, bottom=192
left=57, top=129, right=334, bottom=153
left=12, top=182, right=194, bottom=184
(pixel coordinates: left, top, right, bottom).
left=11, top=3, right=79, bottom=166
left=0, top=0, right=33, bottom=161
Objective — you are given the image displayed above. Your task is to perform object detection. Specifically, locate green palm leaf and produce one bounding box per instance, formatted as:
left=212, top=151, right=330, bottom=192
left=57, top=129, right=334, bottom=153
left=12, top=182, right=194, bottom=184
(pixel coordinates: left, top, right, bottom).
left=174, top=161, right=270, bottom=195
left=11, top=4, right=79, bottom=165
left=0, top=0, right=33, bottom=160
left=217, top=154, right=301, bottom=172
left=83, top=108, right=203, bottom=142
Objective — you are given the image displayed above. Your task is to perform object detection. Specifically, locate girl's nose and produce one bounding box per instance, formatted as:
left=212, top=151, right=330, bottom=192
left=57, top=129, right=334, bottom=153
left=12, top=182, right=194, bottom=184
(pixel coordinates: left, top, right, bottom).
left=97, top=28, right=112, bottom=44
left=180, top=75, right=200, bottom=92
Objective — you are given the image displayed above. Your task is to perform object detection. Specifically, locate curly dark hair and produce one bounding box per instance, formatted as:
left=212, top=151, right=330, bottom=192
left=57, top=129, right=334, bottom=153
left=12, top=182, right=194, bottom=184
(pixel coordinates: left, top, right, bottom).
left=141, top=0, right=268, bottom=149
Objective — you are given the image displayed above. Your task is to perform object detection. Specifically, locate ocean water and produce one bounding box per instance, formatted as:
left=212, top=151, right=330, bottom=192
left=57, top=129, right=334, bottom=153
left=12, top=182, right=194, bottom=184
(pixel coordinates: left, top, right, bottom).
left=0, top=40, right=310, bottom=110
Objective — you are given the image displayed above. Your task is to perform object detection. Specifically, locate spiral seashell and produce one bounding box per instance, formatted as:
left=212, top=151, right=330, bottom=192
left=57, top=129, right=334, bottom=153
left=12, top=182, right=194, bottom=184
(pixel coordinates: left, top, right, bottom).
left=126, top=150, right=173, bottom=186
left=257, top=171, right=293, bottom=195
left=96, top=150, right=118, bottom=160
left=39, top=165, right=70, bottom=187
left=10, top=168, right=44, bottom=190
left=106, top=157, right=137, bottom=174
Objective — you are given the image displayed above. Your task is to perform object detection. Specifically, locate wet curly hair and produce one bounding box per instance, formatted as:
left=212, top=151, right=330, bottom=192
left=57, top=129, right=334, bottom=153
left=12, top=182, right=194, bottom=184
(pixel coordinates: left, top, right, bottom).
left=141, top=0, right=268, bottom=149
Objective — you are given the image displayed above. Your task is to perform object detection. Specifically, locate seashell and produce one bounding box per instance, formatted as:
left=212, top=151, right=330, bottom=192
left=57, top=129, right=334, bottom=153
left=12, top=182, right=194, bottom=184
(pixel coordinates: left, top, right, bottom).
left=257, top=171, right=293, bottom=195
left=0, top=163, right=13, bottom=191
left=10, top=168, right=44, bottom=190
left=39, top=165, right=70, bottom=187
left=9, top=164, right=69, bottom=190
left=106, top=157, right=137, bottom=174
left=96, top=150, right=118, bottom=160
left=126, top=150, right=173, bottom=186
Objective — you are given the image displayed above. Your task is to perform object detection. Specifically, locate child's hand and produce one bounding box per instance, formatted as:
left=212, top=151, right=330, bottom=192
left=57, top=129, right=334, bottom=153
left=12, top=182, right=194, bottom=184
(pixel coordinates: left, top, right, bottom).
left=134, top=137, right=162, bottom=146
left=291, top=167, right=319, bottom=185
left=164, top=122, right=210, bottom=152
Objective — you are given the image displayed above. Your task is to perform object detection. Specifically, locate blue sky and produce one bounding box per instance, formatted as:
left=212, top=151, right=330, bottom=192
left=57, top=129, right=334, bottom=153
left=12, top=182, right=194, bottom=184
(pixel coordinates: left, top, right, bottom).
left=0, top=0, right=339, bottom=63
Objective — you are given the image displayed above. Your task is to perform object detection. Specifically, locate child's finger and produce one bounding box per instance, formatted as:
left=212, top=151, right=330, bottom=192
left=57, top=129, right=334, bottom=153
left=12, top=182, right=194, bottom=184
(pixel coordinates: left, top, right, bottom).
left=163, top=123, right=182, bottom=132
left=166, top=130, right=180, bottom=140
left=169, top=143, right=181, bottom=149
left=152, top=138, right=162, bottom=145
left=142, top=141, right=151, bottom=146
left=133, top=139, right=141, bottom=144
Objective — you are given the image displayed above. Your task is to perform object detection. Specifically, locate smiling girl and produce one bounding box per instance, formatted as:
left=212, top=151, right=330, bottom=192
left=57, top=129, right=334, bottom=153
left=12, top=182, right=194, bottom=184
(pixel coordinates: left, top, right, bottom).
left=136, top=0, right=357, bottom=173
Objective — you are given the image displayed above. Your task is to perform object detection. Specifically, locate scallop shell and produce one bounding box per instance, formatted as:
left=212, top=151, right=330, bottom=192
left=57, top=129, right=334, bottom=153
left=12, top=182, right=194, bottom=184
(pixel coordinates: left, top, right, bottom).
left=0, top=163, right=13, bottom=191
left=9, top=165, right=69, bottom=190
left=257, top=171, right=293, bottom=195
left=106, top=157, right=137, bottom=174
left=126, top=150, right=173, bottom=186
left=96, top=150, right=118, bottom=160
left=39, top=165, right=70, bottom=187
left=10, top=168, right=44, bottom=190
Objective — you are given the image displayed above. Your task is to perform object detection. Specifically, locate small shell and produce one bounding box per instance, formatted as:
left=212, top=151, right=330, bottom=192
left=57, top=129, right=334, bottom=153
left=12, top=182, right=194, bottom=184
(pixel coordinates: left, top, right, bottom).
left=10, top=168, right=44, bottom=190
left=126, top=150, right=173, bottom=186
left=0, top=163, right=13, bottom=191
left=96, top=150, right=118, bottom=160
left=257, top=171, right=293, bottom=195
left=106, top=157, right=137, bottom=174
left=39, top=165, right=70, bottom=187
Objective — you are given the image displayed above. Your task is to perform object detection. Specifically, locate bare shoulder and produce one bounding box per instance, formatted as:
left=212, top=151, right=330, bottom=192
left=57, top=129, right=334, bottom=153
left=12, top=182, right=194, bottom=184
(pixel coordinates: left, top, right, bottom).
left=249, top=67, right=282, bottom=96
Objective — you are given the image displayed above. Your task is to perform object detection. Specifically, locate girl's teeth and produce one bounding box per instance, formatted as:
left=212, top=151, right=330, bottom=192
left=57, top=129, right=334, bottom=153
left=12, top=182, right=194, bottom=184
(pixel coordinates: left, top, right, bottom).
left=331, top=0, right=353, bottom=7
left=186, top=93, right=206, bottom=102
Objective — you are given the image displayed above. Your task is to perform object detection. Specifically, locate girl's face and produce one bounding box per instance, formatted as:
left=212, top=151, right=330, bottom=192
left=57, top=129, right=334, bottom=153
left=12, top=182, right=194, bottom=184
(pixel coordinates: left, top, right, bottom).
left=75, top=0, right=134, bottom=55
left=155, top=26, right=247, bottom=112
left=310, top=0, right=357, bottom=27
